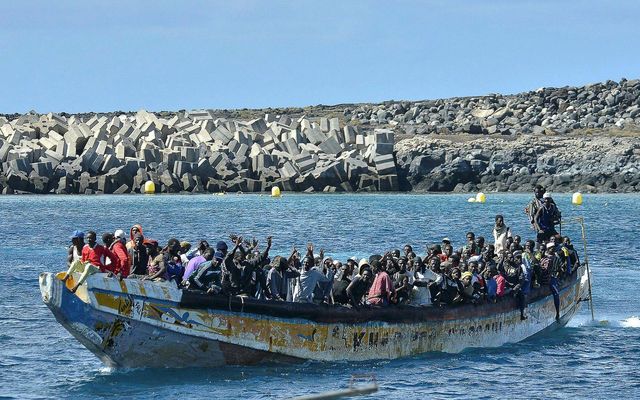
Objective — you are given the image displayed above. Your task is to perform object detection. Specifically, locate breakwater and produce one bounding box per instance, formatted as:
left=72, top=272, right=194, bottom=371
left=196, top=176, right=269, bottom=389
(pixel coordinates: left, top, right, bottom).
left=1, top=78, right=639, bottom=194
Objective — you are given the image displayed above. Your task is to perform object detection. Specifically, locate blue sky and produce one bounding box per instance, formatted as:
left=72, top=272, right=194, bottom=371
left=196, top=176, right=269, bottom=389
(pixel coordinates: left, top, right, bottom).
left=1, top=0, right=638, bottom=113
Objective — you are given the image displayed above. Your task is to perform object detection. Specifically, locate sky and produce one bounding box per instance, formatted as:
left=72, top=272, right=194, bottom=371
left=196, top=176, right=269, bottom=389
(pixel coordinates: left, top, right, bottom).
left=0, top=0, right=638, bottom=113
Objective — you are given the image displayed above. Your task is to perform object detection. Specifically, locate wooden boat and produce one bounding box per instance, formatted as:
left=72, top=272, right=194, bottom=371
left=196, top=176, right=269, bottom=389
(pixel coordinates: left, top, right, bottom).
left=39, top=261, right=590, bottom=368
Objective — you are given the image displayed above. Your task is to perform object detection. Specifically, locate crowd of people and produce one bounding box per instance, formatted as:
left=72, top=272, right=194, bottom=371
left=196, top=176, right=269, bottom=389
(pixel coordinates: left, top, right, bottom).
left=62, top=185, right=578, bottom=320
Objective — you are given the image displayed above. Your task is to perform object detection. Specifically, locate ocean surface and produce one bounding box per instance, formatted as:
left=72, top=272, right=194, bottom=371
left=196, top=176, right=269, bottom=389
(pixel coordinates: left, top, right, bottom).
left=0, top=193, right=639, bottom=399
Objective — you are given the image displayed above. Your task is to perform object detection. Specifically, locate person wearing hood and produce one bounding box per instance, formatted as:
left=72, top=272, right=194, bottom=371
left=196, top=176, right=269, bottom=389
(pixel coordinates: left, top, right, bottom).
left=128, top=233, right=149, bottom=276
left=492, top=215, right=512, bottom=254
left=126, top=224, right=144, bottom=250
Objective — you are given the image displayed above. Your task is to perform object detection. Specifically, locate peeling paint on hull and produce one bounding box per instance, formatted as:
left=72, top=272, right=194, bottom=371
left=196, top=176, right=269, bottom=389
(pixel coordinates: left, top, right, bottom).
left=39, top=266, right=588, bottom=368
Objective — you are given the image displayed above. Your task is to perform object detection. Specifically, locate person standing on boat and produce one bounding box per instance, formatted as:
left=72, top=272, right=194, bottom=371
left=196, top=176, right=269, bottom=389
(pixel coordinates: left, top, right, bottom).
left=534, top=193, right=562, bottom=243
left=492, top=215, right=512, bottom=254
left=367, top=258, right=394, bottom=306
left=540, top=243, right=562, bottom=320
left=128, top=233, right=149, bottom=276
left=294, top=243, right=332, bottom=303
left=525, top=185, right=546, bottom=227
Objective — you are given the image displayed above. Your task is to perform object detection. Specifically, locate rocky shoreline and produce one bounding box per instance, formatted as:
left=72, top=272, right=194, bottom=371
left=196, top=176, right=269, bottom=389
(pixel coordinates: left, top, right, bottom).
left=1, top=78, right=639, bottom=194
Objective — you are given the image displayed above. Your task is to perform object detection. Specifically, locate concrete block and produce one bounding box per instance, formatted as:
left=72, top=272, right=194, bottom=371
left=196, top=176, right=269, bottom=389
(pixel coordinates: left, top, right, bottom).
left=181, top=172, right=197, bottom=192
left=319, top=117, right=330, bottom=132
left=249, top=143, right=262, bottom=158
left=246, top=118, right=268, bottom=134
left=304, top=127, right=327, bottom=145
left=374, top=154, right=396, bottom=176
left=294, top=153, right=316, bottom=174
left=212, top=125, right=233, bottom=144
left=124, top=158, right=146, bottom=176
left=246, top=178, right=264, bottom=192
left=279, top=116, right=292, bottom=127
left=100, top=154, right=122, bottom=173
left=180, top=146, right=198, bottom=163
left=355, top=134, right=365, bottom=149
left=329, top=117, right=340, bottom=132
left=227, top=139, right=241, bottom=154
left=234, top=130, right=252, bottom=146
left=318, top=136, right=343, bottom=155
left=279, top=161, right=299, bottom=179
left=47, top=130, right=64, bottom=142
left=373, top=128, right=394, bottom=144
left=162, top=149, right=180, bottom=170
left=377, top=174, right=399, bottom=191
left=173, top=161, right=195, bottom=177
left=196, top=128, right=214, bottom=143
left=113, top=184, right=129, bottom=194
left=0, top=141, right=11, bottom=162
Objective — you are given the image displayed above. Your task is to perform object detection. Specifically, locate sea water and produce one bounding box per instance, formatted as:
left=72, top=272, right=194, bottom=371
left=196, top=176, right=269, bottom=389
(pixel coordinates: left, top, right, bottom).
left=0, top=193, right=638, bottom=399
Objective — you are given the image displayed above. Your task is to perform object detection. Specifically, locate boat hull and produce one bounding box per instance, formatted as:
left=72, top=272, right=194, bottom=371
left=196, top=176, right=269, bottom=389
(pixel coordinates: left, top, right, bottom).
left=39, top=266, right=588, bottom=368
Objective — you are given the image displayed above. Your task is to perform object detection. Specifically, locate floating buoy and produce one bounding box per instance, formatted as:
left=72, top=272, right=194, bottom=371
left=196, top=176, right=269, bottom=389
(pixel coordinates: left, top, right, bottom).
left=467, top=197, right=476, bottom=203
left=572, top=192, right=583, bottom=205
left=475, top=192, right=486, bottom=203
left=271, top=186, right=281, bottom=198
left=143, top=180, right=155, bottom=194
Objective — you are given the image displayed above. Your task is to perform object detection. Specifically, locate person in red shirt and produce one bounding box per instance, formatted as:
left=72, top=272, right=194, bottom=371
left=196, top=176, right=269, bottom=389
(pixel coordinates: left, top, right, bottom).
left=81, top=231, right=117, bottom=272
left=102, top=231, right=131, bottom=278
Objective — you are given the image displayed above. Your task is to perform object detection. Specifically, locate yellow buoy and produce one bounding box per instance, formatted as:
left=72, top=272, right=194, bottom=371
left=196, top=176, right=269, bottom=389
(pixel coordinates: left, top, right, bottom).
left=143, top=180, right=155, bottom=194
left=476, top=192, right=486, bottom=203
left=271, top=186, right=281, bottom=198
left=572, top=192, right=583, bottom=205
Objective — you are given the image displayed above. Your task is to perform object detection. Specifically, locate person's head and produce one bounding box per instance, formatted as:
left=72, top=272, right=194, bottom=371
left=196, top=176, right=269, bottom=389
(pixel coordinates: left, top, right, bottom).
left=398, top=257, right=408, bottom=272
left=468, top=261, right=479, bottom=273
left=428, top=257, right=441, bottom=272
left=563, top=236, right=572, bottom=246
left=543, top=192, right=553, bottom=205
left=384, top=258, right=395, bottom=273
left=216, top=241, right=228, bottom=256
left=134, top=233, right=144, bottom=249
left=144, top=239, right=159, bottom=255
left=466, top=232, right=475, bottom=243
left=525, top=239, right=535, bottom=252
left=346, top=258, right=357, bottom=273
left=71, top=230, right=85, bottom=246
left=333, top=260, right=343, bottom=272
left=461, top=271, right=473, bottom=286
left=451, top=268, right=461, bottom=280
left=369, top=259, right=381, bottom=274
left=197, top=240, right=209, bottom=252
left=114, top=229, right=126, bottom=243
left=166, top=238, right=181, bottom=255
left=450, top=254, right=461, bottom=267
left=546, top=242, right=555, bottom=255
left=513, top=251, right=523, bottom=264
left=102, top=232, right=115, bottom=247
left=323, top=257, right=334, bottom=270
left=442, top=237, right=451, bottom=246
left=361, top=268, right=373, bottom=283
left=392, top=249, right=401, bottom=259
left=432, top=244, right=442, bottom=255
left=476, top=236, right=485, bottom=248
left=403, top=244, right=413, bottom=255
left=358, top=259, right=370, bottom=275
left=514, top=235, right=522, bottom=245
left=535, top=185, right=545, bottom=199
left=485, top=244, right=495, bottom=257
left=444, top=244, right=453, bottom=257
left=495, top=215, right=504, bottom=227
left=302, top=256, right=314, bottom=271
left=202, top=248, right=215, bottom=261
left=86, top=231, right=97, bottom=247
left=180, top=241, right=192, bottom=254
left=130, top=224, right=142, bottom=238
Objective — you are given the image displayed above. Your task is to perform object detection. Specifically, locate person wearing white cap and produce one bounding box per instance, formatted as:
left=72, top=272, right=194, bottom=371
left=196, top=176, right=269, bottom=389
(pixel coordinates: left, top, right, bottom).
left=533, top=192, right=562, bottom=243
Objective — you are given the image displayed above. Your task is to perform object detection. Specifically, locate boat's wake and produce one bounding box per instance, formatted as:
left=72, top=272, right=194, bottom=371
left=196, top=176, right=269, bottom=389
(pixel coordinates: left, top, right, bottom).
left=569, top=315, right=640, bottom=328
